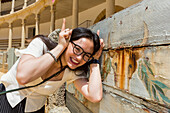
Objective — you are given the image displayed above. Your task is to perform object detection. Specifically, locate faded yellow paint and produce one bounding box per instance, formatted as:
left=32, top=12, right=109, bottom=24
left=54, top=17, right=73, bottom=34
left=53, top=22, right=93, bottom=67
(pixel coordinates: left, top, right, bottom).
left=104, top=49, right=140, bottom=90
left=119, top=50, right=125, bottom=89
left=102, top=46, right=170, bottom=106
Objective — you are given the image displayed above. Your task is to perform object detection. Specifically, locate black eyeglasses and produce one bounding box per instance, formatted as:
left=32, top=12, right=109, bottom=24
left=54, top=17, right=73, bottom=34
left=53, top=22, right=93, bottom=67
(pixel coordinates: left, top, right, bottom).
left=70, top=41, right=93, bottom=62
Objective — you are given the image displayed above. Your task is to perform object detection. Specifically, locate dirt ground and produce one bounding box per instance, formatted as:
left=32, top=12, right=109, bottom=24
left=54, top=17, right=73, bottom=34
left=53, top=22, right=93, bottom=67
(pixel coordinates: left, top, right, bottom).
left=46, top=106, right=71, bottom=113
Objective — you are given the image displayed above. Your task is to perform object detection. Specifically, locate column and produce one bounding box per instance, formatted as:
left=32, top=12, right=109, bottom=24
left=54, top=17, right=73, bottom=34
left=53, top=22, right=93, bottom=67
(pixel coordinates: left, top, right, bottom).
left=72, top=0, right=78, bottom=29
left=23, top=0, right=27, bottom=9
left=10, top=0, right=15, bottom=14
left=21, top=19, right=26, bottom=49
left=106, top=0, right=115, bottom=18
left=8, top=23, right=13, bottom=50
left=35, top=14, right=40, bottom=35
left=50, top=5, right=56, bottom=33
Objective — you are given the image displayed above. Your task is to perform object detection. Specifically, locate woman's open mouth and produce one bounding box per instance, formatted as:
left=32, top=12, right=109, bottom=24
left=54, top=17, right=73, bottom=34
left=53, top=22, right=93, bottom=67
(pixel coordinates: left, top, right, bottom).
left=70, top=57, right=79, bottom=65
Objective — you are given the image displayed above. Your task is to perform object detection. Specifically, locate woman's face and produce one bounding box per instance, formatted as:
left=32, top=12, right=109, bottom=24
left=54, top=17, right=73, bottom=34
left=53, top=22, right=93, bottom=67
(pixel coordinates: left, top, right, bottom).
left=64, top=37, right=94, bottom=69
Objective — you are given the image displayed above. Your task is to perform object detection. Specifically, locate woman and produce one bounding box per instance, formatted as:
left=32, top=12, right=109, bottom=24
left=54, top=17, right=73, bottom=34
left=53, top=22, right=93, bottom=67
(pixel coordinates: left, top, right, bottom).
left=0, top=19, right=104, bottom=113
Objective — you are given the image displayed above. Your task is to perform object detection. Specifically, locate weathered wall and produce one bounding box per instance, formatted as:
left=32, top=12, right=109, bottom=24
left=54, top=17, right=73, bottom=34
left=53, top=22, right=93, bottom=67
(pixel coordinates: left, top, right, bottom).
left=66, top=0, right=170, bottom=112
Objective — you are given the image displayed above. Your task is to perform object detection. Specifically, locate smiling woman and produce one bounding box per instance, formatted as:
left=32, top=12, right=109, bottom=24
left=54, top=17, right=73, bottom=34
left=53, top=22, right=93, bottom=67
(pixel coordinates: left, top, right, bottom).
left=0, top=19, right=104, bottom=113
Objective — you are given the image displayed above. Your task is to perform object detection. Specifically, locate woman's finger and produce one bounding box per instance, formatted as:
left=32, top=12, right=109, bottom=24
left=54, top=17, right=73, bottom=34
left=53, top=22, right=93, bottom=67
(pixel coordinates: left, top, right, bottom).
left=61, top=18, right=66, bottom=31
left=69, top=29, right=72, bottom=35
left=97, top=30, right=100, bottom=36
left=93, top=39, right=104, bottom=59
left=68, top=29, right=72, bottom=41
left=99, top=39, right=104, bottom=48
left=63, top=28, right=69, bottom=33
left=99, top=39, right=104, bottom=53
left=63, top=29, right=72, bottom=39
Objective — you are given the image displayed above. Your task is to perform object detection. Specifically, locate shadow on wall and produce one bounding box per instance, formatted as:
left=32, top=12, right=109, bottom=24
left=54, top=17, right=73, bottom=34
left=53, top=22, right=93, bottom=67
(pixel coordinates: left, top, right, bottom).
left=93, top=5, right=124, bottom=24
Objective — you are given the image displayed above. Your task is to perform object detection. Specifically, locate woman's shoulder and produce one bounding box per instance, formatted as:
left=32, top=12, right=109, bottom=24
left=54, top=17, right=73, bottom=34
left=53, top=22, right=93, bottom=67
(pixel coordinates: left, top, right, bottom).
left=15, top=37, right=48, bottom=57
left=29, top=37, right=47, bottom=49
left=30, top=37, right=44, bottom=44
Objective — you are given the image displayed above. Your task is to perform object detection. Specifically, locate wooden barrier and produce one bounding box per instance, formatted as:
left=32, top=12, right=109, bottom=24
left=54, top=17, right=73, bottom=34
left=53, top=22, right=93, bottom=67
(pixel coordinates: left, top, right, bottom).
left=0, top=38, right=29, bottom=50
left=0, top=51, right=8, bottom=73
left=66, top=0, right=170, bottom=112
left=7, top=48, right=18, bottom=70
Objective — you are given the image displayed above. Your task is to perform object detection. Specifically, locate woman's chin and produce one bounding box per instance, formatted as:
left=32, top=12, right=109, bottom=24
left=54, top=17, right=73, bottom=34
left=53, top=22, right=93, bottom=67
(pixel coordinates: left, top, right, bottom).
left=67, top=59, right=86, bottom=70
left=67, top=63, right=77, bottom=70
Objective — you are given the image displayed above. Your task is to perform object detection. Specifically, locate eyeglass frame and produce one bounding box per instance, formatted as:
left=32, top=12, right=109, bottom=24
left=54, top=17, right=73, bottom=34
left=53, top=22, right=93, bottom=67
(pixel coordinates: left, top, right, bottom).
left=70, top=40, right=94, bottom=62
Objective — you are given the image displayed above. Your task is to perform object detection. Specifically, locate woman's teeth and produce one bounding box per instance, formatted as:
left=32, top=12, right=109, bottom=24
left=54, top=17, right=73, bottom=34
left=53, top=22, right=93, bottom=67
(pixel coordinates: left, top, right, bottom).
left=71, top=58, right=79, bottom=64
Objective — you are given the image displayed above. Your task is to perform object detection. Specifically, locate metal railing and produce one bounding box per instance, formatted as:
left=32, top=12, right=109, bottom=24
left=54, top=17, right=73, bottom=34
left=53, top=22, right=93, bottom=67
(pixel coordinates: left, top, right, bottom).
left=78, top=20, right=92, bottom=28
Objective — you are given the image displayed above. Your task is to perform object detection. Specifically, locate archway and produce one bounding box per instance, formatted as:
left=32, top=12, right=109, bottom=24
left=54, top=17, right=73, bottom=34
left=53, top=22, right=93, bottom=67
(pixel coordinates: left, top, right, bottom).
left=93, top=5, right=124, bottom=24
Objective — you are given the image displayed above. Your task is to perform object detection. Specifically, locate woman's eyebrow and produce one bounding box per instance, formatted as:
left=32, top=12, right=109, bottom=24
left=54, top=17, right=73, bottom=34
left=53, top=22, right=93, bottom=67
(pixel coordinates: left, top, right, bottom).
left=74, top=42, right=92, bottom=55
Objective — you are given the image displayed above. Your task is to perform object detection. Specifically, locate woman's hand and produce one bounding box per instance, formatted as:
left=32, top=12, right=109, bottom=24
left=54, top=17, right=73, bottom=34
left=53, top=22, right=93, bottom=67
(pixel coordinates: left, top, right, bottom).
left=93, top=30, right=105, bottom=60
left=58, top=18, right=72, bottom=48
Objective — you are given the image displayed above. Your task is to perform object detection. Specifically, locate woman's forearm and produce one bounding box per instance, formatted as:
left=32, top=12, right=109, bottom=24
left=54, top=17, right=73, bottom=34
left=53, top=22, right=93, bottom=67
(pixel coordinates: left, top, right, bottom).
left=88, top=64, right=103, bottom=102
left=16, top=44, right=65, bottom=85
left=73, top=64, right=103, bottom=103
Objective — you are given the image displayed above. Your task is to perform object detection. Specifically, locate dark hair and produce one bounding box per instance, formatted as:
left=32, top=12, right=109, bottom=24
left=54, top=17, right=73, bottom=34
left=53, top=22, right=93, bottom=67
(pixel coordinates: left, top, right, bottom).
left=35, top=27, right=100, bottom=72
left=34, top=35, right=58, bottom=51
left=70, top=27, right=100, bottom=55
left=70, top=27, right=100, bottom=73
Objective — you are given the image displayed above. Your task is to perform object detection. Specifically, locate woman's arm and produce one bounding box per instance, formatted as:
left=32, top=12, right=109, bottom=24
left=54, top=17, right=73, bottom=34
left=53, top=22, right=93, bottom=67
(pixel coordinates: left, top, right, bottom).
left=16, top=44, right=65, bottom=85
left=74, top=37, right=104, bottom=103
left=73, top=63, right=103, bottom=103
left=17, top=18, right=72, bottom=85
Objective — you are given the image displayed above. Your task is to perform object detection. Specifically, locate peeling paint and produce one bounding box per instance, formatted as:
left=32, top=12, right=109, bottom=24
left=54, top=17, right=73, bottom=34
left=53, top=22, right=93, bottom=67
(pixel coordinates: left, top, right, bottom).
left=102, top=46, right=170, bottom=106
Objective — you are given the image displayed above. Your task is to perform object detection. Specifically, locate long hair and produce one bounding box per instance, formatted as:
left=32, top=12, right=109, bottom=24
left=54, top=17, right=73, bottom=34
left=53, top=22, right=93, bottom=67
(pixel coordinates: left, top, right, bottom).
left=35, top=27, right=100, bottom=73
left=33, top=35, right=58, bottom=50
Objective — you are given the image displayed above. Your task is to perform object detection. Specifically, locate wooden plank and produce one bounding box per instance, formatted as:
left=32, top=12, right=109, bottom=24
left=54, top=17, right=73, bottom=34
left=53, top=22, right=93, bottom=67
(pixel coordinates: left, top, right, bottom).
left=90, top=0, right=170, bottom=49
left=66, top=91, right=93, bottom=113
left=66, top=83, right=100, bottom=113
left=66, top=0, right=170, bottom=112
left=100, top=91, right=146, bottom=113
left=102, top=45, right=170, bottom=108
left=100, top=86, right=169, bottom=113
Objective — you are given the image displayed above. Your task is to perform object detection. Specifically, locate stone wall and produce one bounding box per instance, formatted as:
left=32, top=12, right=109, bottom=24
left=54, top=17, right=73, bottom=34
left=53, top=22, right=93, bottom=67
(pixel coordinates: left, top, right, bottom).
left=45, top=84, right=71, bottom=113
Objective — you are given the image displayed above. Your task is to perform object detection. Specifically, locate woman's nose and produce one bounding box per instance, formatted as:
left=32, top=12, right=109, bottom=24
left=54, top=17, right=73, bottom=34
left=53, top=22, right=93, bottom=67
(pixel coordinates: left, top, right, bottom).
left=76, top=54, right=84, bottom=61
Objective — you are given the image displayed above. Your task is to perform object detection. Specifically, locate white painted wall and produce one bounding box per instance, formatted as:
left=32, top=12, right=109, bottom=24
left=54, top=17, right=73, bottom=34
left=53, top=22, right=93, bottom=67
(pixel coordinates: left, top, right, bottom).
left=13, top=27, right=22, bottom=39
left=0, top=28, right=8, bottom=39
left=39, top=22, right=50, bottom=36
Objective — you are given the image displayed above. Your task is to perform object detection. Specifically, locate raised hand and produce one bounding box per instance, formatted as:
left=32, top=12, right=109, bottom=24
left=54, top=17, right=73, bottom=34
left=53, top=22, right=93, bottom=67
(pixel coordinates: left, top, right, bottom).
left=58, top=18, right=72, bottom=48
left=93, top=30, right=105, bottom=60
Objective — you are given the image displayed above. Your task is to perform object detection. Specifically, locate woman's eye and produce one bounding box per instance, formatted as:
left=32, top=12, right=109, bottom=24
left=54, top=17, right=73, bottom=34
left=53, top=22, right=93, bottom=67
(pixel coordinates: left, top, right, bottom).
left=85, top=54, right=91, bottom=58
left=75, top=47, right=81, bottom=53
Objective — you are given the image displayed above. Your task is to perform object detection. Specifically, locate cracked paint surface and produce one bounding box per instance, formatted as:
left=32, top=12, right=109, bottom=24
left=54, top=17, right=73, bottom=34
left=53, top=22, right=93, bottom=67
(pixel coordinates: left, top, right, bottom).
left=102, top=46, right=170, bottom=106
